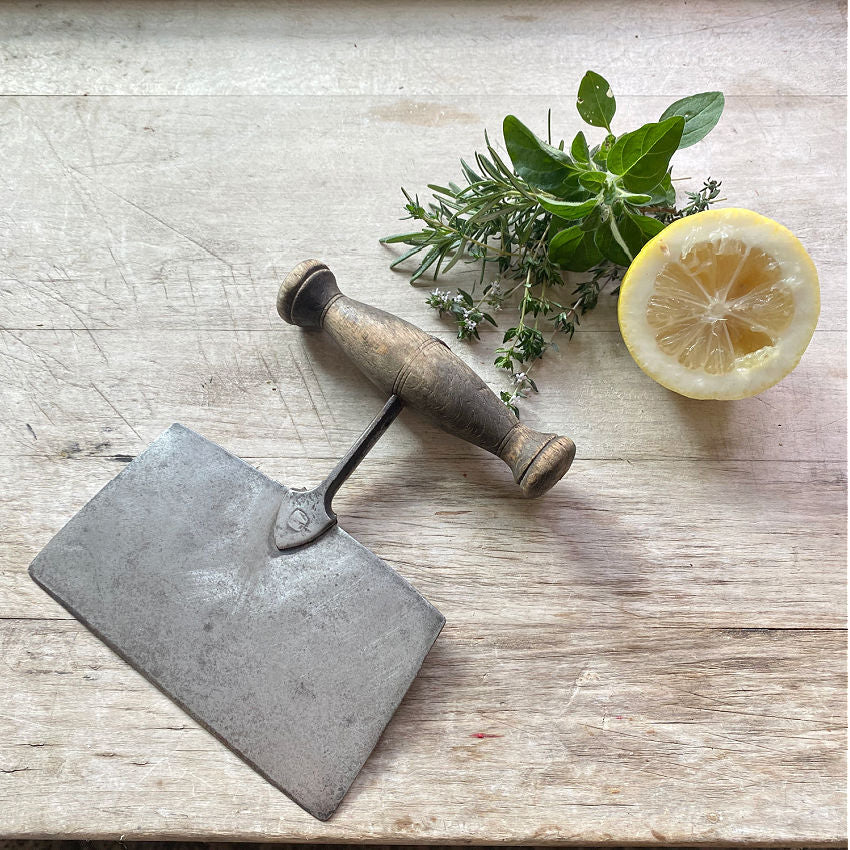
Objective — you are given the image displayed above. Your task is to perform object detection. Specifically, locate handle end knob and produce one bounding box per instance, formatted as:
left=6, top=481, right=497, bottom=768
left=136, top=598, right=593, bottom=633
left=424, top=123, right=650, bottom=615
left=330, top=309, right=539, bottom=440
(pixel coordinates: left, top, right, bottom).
left=501, top=425, right=576, bottom=497
left=518, top=434, right=576, bottom=497
left=277, top=259, right=340, bottom=328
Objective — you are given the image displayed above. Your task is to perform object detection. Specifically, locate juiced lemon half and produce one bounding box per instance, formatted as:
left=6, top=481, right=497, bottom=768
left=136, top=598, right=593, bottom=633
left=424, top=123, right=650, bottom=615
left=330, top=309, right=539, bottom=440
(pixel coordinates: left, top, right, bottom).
left=617, top=208, right=819, bottom=399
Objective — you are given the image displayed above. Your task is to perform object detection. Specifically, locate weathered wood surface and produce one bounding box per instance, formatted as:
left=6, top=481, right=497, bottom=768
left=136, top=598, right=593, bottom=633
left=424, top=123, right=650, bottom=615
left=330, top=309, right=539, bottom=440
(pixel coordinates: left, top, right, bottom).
left=0, top=0, right=846, bottom=844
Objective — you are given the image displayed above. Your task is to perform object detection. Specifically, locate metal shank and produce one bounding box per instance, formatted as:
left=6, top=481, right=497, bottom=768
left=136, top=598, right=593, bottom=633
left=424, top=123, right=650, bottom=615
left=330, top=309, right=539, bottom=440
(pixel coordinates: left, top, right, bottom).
left=274, top=395, right=404, bottom=550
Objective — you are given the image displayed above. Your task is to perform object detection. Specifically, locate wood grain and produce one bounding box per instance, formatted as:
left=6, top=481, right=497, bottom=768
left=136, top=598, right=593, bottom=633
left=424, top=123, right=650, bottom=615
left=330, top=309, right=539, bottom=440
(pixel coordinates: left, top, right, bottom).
left=0, top=0, right=845, bottom=843
left=0, top=94, right=843, bottom=332
left=0, top=620, right=844, bottom=843
left=0, top=327, right=843, bottom=463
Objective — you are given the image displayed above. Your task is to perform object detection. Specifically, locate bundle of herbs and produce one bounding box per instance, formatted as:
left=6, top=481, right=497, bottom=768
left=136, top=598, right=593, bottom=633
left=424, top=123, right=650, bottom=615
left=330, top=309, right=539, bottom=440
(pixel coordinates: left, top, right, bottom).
left=381, top=71, right=724, bottom=413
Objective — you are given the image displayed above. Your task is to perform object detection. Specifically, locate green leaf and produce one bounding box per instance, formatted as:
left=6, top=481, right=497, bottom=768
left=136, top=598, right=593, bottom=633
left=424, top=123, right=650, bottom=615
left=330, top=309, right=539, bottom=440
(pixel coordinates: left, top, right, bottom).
left=607, top=117, right=685, bottom=193
left=606, top=211, right=665, bottom=265
left=591, top=134, right=616, bottom=166
left=503, top=115, right=577, bottom=193
left=647, top=171, right=676, bottom=207
left=621, top=192, right=653, bottom=205
left=499, top=391, right=519, bottom=417
left=389, top=244, right=427, bottom=269
left=570, top=131, right=590, bottom=163
left=410, top=246, right=442, bottom=282
left=628, top=212, right=666, bottom=240
left=579, top=204, right=605, bottom=232
left=578, top=171, right=607, bottom=192
left=536, top=194, right=600, bottom=221
left=459, top=158, right=482, bottom=183
left=594, top=215, right=633, bottom=266
left=549, top=224, right=603, bottom=272
left=576, top=71, right=616, bottom=132
left=660, top=91, right=724, bottom=149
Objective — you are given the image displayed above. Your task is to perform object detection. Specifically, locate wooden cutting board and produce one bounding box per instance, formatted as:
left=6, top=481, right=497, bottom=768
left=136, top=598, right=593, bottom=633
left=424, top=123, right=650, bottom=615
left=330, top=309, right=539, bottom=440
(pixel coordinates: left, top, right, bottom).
left=0, top=0, right=845, bottom=844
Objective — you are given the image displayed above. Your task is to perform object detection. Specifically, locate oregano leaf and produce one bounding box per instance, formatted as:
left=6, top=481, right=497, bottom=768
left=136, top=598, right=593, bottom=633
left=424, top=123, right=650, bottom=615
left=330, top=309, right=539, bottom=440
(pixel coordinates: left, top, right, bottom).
left=536, top=194, right=600, bottom=221
left=549, top=224, right=603, bottom=272
left=660, top=91, right=724, bottom=149
left=594, top=216, right=633, bottom=266
left=571, top=131, right=591, bottom=163
left=579, top=171, right=607, bottom=192
left=503, top=114, right=577, bottom=193
left=591, top=133, right=616, bottom=166
left=607, top=117, right=684, bottom=193
left=621, top=192, right=653, bottom=205
left=577, top=71, right=616, bottom=132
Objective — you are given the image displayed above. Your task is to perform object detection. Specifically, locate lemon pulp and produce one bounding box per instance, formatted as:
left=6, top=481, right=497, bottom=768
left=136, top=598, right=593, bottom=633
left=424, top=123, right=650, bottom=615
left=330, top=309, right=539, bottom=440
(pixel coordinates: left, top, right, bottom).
left=647, top=237, right=794, bottom=374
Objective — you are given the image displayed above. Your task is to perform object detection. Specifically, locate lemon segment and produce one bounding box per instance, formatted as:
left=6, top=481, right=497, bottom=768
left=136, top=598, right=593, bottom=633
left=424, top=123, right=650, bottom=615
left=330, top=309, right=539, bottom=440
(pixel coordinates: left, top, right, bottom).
left=617, top=208, right=819, bottom=399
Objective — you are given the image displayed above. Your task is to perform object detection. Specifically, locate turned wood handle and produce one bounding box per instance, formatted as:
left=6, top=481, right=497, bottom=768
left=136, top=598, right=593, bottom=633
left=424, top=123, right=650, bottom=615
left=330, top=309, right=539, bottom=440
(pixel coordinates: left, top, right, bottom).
left=277, top=260, right=575, bottom=497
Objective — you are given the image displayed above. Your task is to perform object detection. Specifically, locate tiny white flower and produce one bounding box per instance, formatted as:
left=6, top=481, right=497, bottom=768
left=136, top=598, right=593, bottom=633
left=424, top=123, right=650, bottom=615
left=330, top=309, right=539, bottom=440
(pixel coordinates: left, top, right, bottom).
left=514, top=371, right=527, bottom=384
left=464, top=318, right=477, bottom=330
left=430, top=288, right=441, bottom=297
left=453, top=293, right=463, bottom=303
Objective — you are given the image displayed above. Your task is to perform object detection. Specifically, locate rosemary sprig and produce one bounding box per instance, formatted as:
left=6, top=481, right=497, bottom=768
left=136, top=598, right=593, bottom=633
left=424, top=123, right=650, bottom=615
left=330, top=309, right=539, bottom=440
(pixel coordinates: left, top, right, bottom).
left=382, top=71, right=726, bottom=413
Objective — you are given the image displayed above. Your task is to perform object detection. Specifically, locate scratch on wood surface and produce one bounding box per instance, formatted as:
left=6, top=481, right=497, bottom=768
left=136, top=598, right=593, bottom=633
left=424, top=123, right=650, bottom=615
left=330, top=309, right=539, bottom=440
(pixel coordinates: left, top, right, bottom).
left=34, top=266, right=111, bottom=361
left=219, top=279, right=236, bottom=328
left=71, top=324, right=108, bottom=364
left=66, top=165, right=234, bottom=271
left=562, top=665, right=590, bottom=711
left=90, top=382, right=144, bottom=443
left=258, top=351, right=306, bottom=449
left=185, top=267, right=198, bottom=308
left=12, top=106, right=138, bottom=334
left=2, top=329, right=72, bottom=376
left=297, top=343, right=339, bottom=427
left=9, top=274, right=107, bottom=347
left=71, top=98, right=96, bottom=169
left=640, top=0, right=815, bottom=40
left=287, top=343, right=332, bottom=447
left=685, top=703, right=831, bottom=725
left=107, top=246, right=137, bottom=305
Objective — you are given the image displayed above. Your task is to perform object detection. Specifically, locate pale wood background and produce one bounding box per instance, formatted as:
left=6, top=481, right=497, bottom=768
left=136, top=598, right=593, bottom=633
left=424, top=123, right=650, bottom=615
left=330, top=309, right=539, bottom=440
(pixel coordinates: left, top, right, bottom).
left=0, top=0, right=846, bottom=844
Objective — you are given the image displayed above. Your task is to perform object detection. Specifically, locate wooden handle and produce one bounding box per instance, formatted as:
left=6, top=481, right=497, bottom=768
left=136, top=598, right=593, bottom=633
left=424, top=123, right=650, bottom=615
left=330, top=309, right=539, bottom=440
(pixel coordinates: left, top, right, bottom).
left=277, top=260, right=575, bottom=497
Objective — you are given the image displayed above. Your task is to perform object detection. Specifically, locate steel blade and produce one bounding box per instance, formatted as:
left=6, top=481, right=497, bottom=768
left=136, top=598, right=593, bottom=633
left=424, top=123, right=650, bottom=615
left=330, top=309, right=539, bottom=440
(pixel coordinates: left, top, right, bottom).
left=29, top=424, right=444, bottom=820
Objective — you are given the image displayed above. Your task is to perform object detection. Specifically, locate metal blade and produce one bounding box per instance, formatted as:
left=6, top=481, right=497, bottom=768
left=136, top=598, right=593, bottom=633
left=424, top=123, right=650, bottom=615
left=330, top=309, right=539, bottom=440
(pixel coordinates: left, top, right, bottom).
left=29, top=424, right=445, bottom=820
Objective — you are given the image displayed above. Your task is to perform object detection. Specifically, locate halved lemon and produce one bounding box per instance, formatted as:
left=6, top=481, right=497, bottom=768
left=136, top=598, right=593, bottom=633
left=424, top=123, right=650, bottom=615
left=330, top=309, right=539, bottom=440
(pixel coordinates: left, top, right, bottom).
left=617, top=208, right=819, bottom=399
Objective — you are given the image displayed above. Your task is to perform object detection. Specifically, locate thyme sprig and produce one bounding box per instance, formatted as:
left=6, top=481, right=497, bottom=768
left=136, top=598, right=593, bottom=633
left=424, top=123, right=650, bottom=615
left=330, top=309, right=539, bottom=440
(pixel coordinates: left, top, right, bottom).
left=382, top=71, right=726, bottom=413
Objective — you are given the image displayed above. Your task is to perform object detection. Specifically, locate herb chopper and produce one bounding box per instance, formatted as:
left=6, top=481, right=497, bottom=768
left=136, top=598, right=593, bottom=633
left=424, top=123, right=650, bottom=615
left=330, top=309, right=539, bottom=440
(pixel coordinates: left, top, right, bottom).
left=29, top=260, right=575, bottom=820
